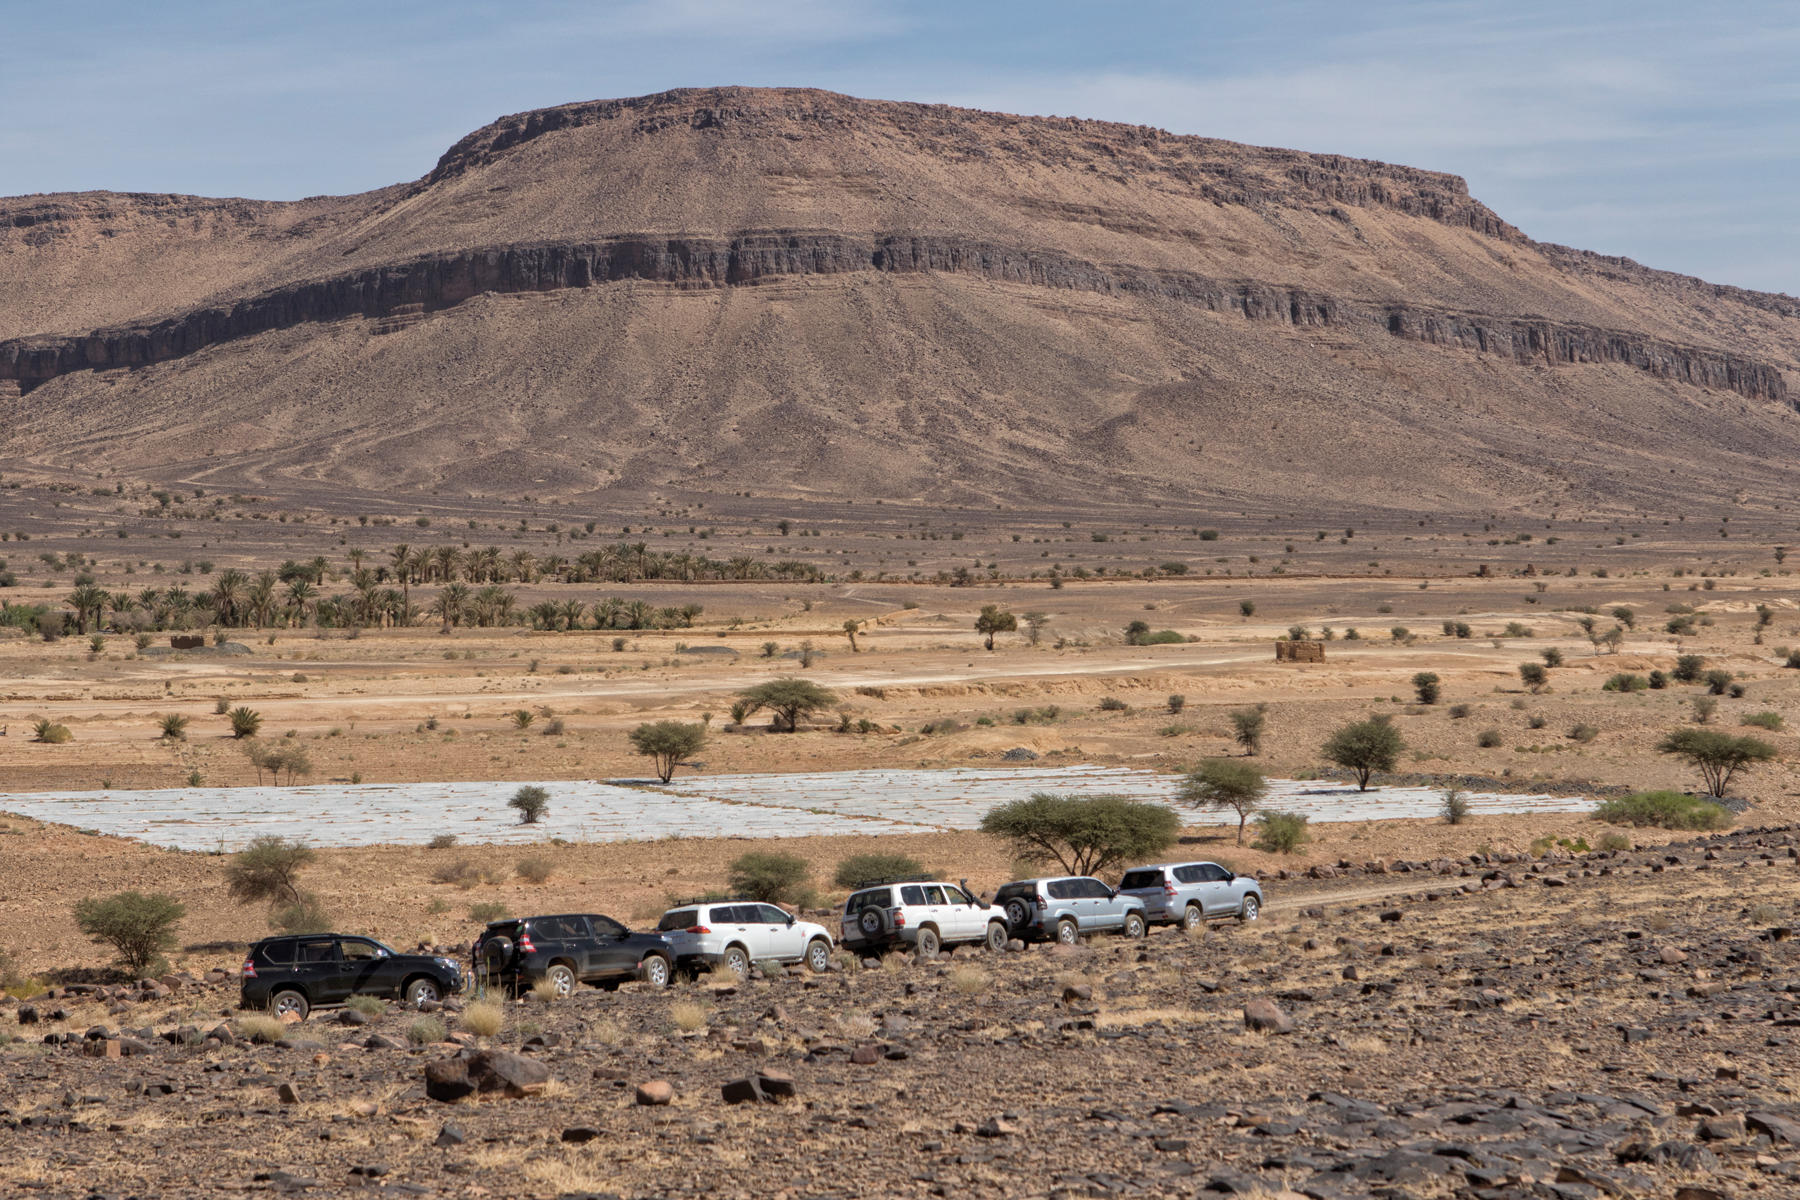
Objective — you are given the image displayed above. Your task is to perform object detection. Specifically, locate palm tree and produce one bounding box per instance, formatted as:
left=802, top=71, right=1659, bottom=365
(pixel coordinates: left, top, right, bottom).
left=308, top=556, right=331, bottom=586
left=624, top=600, right=654, bottom=630
left=595, top=596, right=625, bottom=630
left=557, top=599, right=586, bottom=630
left=284, top=578, right=316, bottom=626
left=247, top=572, right=278, bottom=628
left=509, top=549, right=536, bottom=584
left=346, top=548, right=367, bottom=575
left=434, top=583, right=469, bottom=632
left=432, top=546, right=461, bottom=585
left=67, top=584, right=107, bottom=634
left=209, top=569, right=248, bottom=628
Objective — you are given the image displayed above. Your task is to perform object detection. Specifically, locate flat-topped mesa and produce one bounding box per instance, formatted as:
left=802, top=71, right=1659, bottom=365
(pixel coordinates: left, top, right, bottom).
left=423, top=86, right=1519, bottom=240
left=0, top=232, right=1785, bottom=404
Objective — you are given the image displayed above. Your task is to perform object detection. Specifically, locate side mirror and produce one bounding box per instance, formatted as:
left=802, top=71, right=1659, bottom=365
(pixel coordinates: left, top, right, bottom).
left=785, top=914, right=796, bottom=926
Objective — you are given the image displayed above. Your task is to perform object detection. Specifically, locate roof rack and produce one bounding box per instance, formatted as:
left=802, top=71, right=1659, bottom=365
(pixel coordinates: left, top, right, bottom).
left=664, top=896, right=756, bottom=908
left=846, top=873, right=936, bottom=890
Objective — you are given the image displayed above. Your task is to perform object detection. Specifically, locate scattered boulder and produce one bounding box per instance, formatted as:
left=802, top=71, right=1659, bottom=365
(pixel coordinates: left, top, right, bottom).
left=634, top=1080, right=674, bottom=1106
left=1242, top=999, right=1294, bottom=1034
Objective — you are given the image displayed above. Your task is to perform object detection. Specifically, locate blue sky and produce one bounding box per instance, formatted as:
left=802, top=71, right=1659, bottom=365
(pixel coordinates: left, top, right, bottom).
left=6, top=1, right=1796, bottom=293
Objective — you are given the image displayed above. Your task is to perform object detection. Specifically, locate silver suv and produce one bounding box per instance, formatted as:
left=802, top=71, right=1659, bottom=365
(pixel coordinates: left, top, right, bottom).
left=840, top=879, right=1010, bottom=956
left=994, top=876, right=1148, bottom=944
left=656, top=901, right=836, bottom=979
left=1117, top=861, right=1263, bottom=929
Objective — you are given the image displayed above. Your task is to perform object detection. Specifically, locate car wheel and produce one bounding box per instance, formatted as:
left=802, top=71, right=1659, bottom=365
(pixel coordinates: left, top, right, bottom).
left=641, top=955, right=671, bottom=989
left=858, top=907, right=887, bottom=937
left=1004, top=898, right=1030, bottom=931
left=405, top=977, right=440, bottom=1008
left=915, top=926, right=941, bottom=958
left=1239, top=895, right=1261, bottom=922
left=1056, top=918, right=1080, bottom=946
left=985, top=921, right=1009, bottom=952
left=723, top=945, right=751, bottom=981
left=805, top=938, right=832, bottom=973
left=1123, top=912, right=1147, bottom=939
left=546, top=962, right=577, bottom=998
left=1182, top=903, right=1203, bottom=932
left=270, top=989, right=309, bottom=1021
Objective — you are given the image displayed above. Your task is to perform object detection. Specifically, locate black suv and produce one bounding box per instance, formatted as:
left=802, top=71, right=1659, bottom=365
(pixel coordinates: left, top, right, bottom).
left=472, top=914, right=673, bottom=996
left=241, top=934, right=464, bottom=1020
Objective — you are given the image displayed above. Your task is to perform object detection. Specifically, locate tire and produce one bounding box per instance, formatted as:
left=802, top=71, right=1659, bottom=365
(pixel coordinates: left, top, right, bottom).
left=1182, top=903, right=1203, bottom=932
left=270, top=989, right=309, bottom=1021
left=805, top=938, right=832, bottom=974
left=546, top=962, right=577, bottom=998
left=1239, top=895, right=1261, bottom=923
left=404, top=977, right=441, bottom=1007
left=915, top=926, right=941, bottom=958
left=858, top=907, right=888, bottom=938
left=1004, top=898, right=1031, bottom=932
left=1056, top=918, right=1080, bottom=946
left=1123, top=912, right=1147, bottom=939
left=640, top=954, right=671, bottom=989
left=984, top=922, right=1009, bottom=952
left=723, top=945, right=751, bottom=981
left=481, top=937, right=514, bottom=974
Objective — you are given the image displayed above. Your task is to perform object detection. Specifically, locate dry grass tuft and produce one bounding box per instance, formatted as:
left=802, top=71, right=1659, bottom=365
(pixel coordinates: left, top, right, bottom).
left=234, top=1014, right=286, bottom=1044
left=668, top=1000, right=710, bottom=1032
left=530, top=978, right=561, bottom=1004
left=950, top=965, right=988, bottom=995
left=460, top=1000, right=505, bottom=1037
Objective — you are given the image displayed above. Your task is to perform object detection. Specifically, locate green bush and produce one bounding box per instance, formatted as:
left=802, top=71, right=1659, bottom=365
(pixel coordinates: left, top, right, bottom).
left=1322, top=718, right=1404, bottom=790
left=73, top=891, right=185, bottom=975
left=1541, top=648, right=1564, bottom=668
left=1647, top=670, right=1668, bottom=689
left=468, top=901, right=509, bottom=922
left=508, top=785, right=549, bottom=824
left=1568, top=723, right=1600, bottom=743
left=228, top=706, right=263, bottom=738
left=1252, top=810, right=1310, bottom=854
left=270, top=893, right=332, bottom=934
left=1476, top=729, right=1502, bottom=748
left=1672, top=654, right=1705, bottom=683
left=1703, top=669, right=1734, bottom=695
left=1448, top=703, right=1472, bottom=719
left=834, top=852, right=925, bottom=889
left=158, top=713, right=189, bottom=740
left=1177, top=759, right=1267, bottom=845
left=1657, top=727, right=1776, bottom=796
left=1603, top=673, right=1648, bottom=693
left=226, top=835, right=316, bottom=906
left=1742, top=711, right=1785, bottom=731
left=1166, top=694, right=1187, bottom=714
left=1518, top=663, right=1547, bottom=691
left=1097, top=696, right=1129, bottom=712
left=1229, top=705, right=1267, bottom=755
left=980, top=793, right=1179, bottom=876
left=627, top=720, right=707, bottom=783
left=407, top=1017, right=448, bottom=1045
left=1411, top=672, right=1440, bottom=705
left=31, top=719, right=72, bottom=744
left=1596, top=831, right=1633, bottom=851
left=1593, top=791, right=1731, bottom=830
left=1440, top=788, right=1472, bottom=824
left=728, top=851, right=813, bottom=905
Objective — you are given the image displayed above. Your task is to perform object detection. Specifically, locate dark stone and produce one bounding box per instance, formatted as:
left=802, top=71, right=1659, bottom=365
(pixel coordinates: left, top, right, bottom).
left=424, top=1058, right=474, bottom=1103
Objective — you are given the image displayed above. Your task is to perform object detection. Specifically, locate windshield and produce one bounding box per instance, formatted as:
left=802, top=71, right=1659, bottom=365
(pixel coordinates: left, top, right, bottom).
left=1119, top=869, right=1162, bottom=890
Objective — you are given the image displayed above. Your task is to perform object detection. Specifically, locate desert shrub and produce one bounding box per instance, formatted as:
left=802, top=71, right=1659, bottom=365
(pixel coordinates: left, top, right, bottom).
left=1440, top=788, right=1472, bottom=824
left=1541, top=647, right=1564, bottom=668
left=1648, top=670, right=1668, bottom=689
left=228, top=706, right=262, bottom=738
left=727, top=851, right=813, bottom=905
left=1785, top=649, right=1800, bottom=669
left=1527, top=714, right=1548, bottom=729
left=227, top=835, right=316, bottom=906
left=980, top=792, right=1179, bottom=876
left=31, top=720, right=72, bottom=744
left=270, top=893, right=332, bottom=934
left=235, top=1014, right=286, bottom=1043
left=736, top=677, right=837, bottom=731
left=1593, top=791, right=1731, bottom=830
left=428, top=833, right=458, bottom=850
left=1322, top=718, right=1404, bottom=790
left=431, top=859, right=481, bottom=888
left=516, top=856, right=553, bottom=883
left=1603, top=673, right=1648, bottom=693
left=1703, top=669, right=1734, bottom=695
left=1742, top=710, right=1785, bottom=730
left=1097, top=696, right=1129, bottom=712
left=542, top=717, right=565, bottom=736
left=73, top=891, right=184, bottom=975
left=1502, top=622, right=1533, bottom=638
left=1729, top=683, right=1747, bottom=699
left=1672, top=654, right=1705, bottom=683
left=835, top=853, right=925, bottom=889
left=669, top=1001, right=710, bottom=1032
left=214, top=697, right=232, bottom=715
left=158, top=713, right=189, bottom=740
left=1252, top=810, right=1310, bottom=854
left=1390, top=626, right=1411, bottom=642
left=468, top=901, right=509, bottom=922
left=1568, top=723, right=1599, bottom=743
left=1596, top=832, right=1633, bottom=852
left=1476, top=728, right=1502, bottom=748
left=461, top=1001, right=505, bottom=1037
left=628, top=720, right=707, bottom=783
left=1693, top=696, right=1718, bottom=723
left=1239, top=599, right=1255, bottom=617
left=1229, top=705, right=1267, bottom=755
left=510, top=709, right=534, bottom=730
left=919, top=718, right=965, bottom=736
left=1448, top=703, right=1472, bottom=719
left=1012, top=705, right=1060, bottom=724
left=1518, top=663, right=1547, bottom=691
left=1166, top=694, right=1187, bottom=714
left=508, top=784, right=549, bottom=824
left=406, top=1017, right=448, bottom=1045
left=1412, top=673, right=1440, bottom=705
left=346, top=994, right=385, bottom=1017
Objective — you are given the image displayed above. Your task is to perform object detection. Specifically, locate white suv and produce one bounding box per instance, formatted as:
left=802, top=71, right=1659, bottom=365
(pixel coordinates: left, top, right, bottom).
left=840, top=879, right=1010, bottom=957
left=656, top=901, right=835, bottom=979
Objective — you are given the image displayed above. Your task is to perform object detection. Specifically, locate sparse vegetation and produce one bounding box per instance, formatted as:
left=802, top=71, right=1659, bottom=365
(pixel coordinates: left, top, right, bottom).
left=1440, top=788, right=1472, bottom=824
left=1177, top=759, right=1266, bottom=844
left=727, top=851, right=813, bottom=905
left=1321, top=718, right=1404, bottom=790
left=1594, top=791, right=1732, bottom=830
left=834, top=852, right=925, bottom=889
left=1656, top=728, right=1776, bottom=797
left=508, top=784, right=550, bottom=824
left=980, top=793, right=1179, bottom=876
left=1411, top=673, right=1440, bottom=705
left=1252, top=810, right=1310, bottom=854
left=736, top=677, right=837, bottom=731
left=1229, top=705, right=1267, bottom=755
left=73, top=891, right=184, bottom=975
left=627, top=720, right=707, bottom=783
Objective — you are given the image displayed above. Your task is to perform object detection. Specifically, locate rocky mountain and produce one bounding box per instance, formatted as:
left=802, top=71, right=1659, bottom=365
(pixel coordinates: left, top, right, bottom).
left=3, top=86, right=1798, bottom=515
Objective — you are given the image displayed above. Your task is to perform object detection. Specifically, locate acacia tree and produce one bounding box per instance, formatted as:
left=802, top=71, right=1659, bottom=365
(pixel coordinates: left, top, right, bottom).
left=975, top=605, right=1017, bottom=651
left=1656, top=729, right=1775, bottom=797
left=226, top=836, right=316, bottom=906
left=1229, top=705, right=1267, bottom=755
left=1022, top=611, right=1050, bottom=646
left=74, top=892, right=185, bottom=976
left=980, top=793, right=1179, bottom=877
left=628, top=720, right=707, bottom=784
left=1322, top=717, right=1405, bottom=791
left=737, top=678, right=837, bottom=732
left=1178, top=759, right=1267, bottom=844
left=842, top=619, right=862, bottom=652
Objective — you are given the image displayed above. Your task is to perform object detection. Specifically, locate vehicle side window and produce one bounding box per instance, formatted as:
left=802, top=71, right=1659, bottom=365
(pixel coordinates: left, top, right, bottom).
left=944, top=887, right=971, bottom=905
left=900, top=886, right=927, bottom=905
left=1119, top=870, right=1161, bottom=890
left=339, top=939, right=380, bottom=960
left=657, top=909, right=698, bottom=932
left=1172, top=865, right=1204, bottom=884
left=994, top=883, right=1029, bottom=902
left=1079, top=878, right=1112, bottom=899
left=1047, top=879, right=1076, bottom=900
left=589, top=916, right=625, bottom=939
left=923, top=885, right=948, bottom=905
left=533, top=917, right=572, bottom=940
left=1201, top=864, right=1231, bottom=883
left=296, top=939, right=339, bottom=964
left=847, top=889, right=888, bottom=911
left=757, top=905, right=789, bottom=924
left=253, top=942, right=294, bottom=966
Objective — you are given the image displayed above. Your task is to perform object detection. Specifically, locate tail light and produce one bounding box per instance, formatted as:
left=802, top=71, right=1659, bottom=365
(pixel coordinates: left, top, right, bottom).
left=891, top=908, right=906, bottom=928
left=241, top=957, right=256, bottom=978
left=685, top=925, right=712, bottom=935
left=1163, top=881, right=1178, bottom=897
left=518, top=932, right=536, bottom=953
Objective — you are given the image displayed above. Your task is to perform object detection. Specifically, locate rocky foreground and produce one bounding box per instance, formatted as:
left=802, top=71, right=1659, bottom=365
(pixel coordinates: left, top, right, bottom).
left=3, top=828, right=1798, bottom=1199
